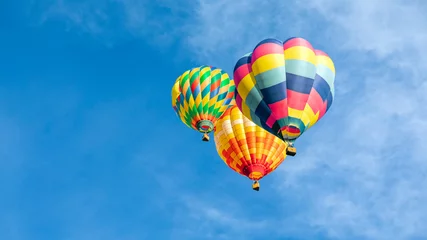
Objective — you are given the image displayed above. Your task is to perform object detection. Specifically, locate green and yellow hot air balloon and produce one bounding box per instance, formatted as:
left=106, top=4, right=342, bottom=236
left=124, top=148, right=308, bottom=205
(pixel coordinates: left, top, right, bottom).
left=171, top=65, right=235, bottom=141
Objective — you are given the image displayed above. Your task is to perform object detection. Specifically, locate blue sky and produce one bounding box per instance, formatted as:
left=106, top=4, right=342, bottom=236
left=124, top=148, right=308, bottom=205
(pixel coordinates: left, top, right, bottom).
left=1, top=0, right=427, bottom=240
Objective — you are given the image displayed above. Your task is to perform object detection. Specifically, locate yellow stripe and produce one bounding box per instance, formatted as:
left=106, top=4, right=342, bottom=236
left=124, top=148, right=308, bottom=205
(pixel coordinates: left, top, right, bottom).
left=237, top=74, right=255, bottom=101
left=316, top=55, right=336, bottom=74
left=200, top=66, right=209, bottom=76
left=171, top=78, right=180, bottom=107
left=241, top=103, right=252, bottom=122
left=303, top=105, right=319, bottom=128
left=251, top=53, right=284, bottom=76
left=288, top=108, right=310, bottom=127
left=284, top=46, right=316, bottom=65
left=213, top=106, right=289, bottom=181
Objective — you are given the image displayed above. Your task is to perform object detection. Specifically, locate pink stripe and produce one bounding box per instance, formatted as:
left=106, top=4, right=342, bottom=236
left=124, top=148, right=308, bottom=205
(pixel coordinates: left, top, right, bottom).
left=314, top=49, right=329, bottom=57
left=268, top=99, right=288, bottom=119
left=266, top=114, right=276, bottom=128
left=307, top=89, right=322, bottom=114
left=251, top=42, right=283, bottom=63
left=235, top=95, right=243, bottom=109
left=283, top=38, right=314, bottom=51
left=233, top=64, right=251, bottom=86
left=319, top=101, right=327, bottom=119
left=286, top=90, right=309, bottom=110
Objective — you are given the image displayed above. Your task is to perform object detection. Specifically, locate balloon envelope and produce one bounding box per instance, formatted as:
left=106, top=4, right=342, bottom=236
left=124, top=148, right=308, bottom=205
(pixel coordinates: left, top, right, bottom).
left=214, top=106, right=288, bottom=181
left=172, top=66, right=235, bottom=136
left=233, top=37, right=336, bottom=144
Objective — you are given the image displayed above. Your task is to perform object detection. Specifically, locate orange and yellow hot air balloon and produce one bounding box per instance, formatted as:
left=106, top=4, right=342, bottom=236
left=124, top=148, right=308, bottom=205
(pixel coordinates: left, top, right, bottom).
left=213, top=105, right=288, bottom=191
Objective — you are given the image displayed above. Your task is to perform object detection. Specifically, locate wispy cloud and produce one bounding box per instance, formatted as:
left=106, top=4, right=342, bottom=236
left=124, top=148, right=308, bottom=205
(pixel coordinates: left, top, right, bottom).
left=36, top=0, right=189, bottom=48
left=27, top=0, right=427, bottom=239
left=174, top=0, right=427, bottom=239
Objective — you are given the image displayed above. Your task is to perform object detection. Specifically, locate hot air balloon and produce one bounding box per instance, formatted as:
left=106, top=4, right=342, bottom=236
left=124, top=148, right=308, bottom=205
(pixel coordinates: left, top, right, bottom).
left=172, top=66, right=235, bottom=141
left=233, top=37, right=336, bottom=156
left=214, top=105, right=288, bottom=191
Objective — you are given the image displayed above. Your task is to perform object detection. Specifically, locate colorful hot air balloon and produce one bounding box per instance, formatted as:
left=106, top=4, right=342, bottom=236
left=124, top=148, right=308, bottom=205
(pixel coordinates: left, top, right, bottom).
left=214, top=105, right=288, bottom=191
left=233, top=37, right=336, bottom=156
left=172, top=65, right=235, bottom=141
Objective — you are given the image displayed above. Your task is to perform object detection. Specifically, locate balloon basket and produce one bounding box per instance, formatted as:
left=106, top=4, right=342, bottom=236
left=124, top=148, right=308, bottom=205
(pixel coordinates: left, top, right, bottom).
left=286, top=146, right=296, bottom=156
left=252, top=181, right=260, bottom=191
left=202, top=133, right=210, bottom=142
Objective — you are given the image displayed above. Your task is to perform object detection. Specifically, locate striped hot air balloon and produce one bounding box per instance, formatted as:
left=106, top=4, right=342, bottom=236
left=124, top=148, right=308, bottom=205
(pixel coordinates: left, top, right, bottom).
left=233, top=37, right=336, bottom=156
left=214, top=105, right=288, bottom=191
left=172, top=66, right=235, bottom=141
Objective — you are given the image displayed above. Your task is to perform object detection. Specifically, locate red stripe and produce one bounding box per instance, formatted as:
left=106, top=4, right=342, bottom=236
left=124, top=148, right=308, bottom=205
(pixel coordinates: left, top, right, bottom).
left=226, top=91, right=234, bottom=100
left=307, top=89, right=323, bottom=114
left=280, top=125, right=301, bottom=134
left=319, top=101, right=328, bottom=119
left=287, top=90, right=309, bottom=110
left=190, top=77, right=200, bottom=92
left=233, top=64, right=252, bottom=86
left=251, top=42, right=284, bottom=62
left=268, top=98, right=288, bottom=119
left=210, top=78, right=220, bottom=90
left=266, top=114, right=276, bottom=128
left=283, top=37, right=314, bottom=51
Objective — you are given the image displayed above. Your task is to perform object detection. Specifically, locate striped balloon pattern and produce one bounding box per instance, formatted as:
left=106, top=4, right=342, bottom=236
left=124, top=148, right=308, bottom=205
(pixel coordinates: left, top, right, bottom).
left=172, top=66, right=235, bottom=134
left=233, top=37, right=336, bottom=144
left=214, top=106, right=288, bottom=181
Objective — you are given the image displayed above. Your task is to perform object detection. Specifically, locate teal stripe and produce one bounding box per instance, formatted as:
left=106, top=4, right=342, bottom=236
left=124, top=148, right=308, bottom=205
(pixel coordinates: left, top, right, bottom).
left=245, top=87, right=263, bottom=111
left=255, top=67, right=286, bottom=89
left=316, top=65, right=335, bottom=89
left=249, top=110, right=262, bottom=126
left=217, top=92, right=227, bottom=101
left=201, top=87, right=210, bottom=98
left=277, top=118, right=289, bottom=131
left=288, top=117, right=306, bottom=134
left=184, top=88, right=192, bottom=102
left=285, top=60, right=316, bottom=79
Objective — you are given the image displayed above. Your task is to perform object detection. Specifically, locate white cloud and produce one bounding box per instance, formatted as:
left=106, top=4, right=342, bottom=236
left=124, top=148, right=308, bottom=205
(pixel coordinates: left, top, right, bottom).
left=178, top=0, right=427, bottom=239
left=170, top=195, right=274, bottom=240
left=30, top=0, right=427, bottom=239
left=37, top=0, right=187, bottom=47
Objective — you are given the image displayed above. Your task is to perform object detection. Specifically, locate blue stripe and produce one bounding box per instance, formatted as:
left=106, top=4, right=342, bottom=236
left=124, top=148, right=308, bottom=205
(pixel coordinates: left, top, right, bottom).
left=312, top=75, right=330, bottom=101
left=254, top=100, right=272, bottom=123
left=217, top=92, right=227, bottom=101
left=249, top=112, right=263, bottom=128
left=185, top=88, right=192, bottom=102
left=233, top=55, right=252, bottom=72
left=254, top=38, right=283, bottom=48
left=326, top=93, right=333, bottom=111
left=270, top=121, right=281, bottom=137
left=210, top=86, right=219, bottom=98
left=193, top=85, right=201, bottom=97
left=223, top=98, right=232, bottom=106
left=284, top=37, right=297, bottom=42
left=260, top=81, right=287, bottom=104
left=286, top=73, right=313, bottom=94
